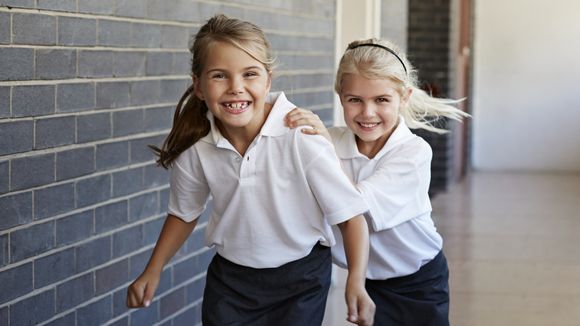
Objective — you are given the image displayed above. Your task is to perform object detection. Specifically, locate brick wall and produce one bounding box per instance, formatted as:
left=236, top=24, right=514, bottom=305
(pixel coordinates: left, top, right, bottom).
left=407, top=0, right=453, bottom=195
left=0, top=1, right=336, bottom=325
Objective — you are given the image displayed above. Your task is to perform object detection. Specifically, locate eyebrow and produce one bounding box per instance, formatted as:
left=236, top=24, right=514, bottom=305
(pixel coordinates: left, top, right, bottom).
left=205, top=66, right=264, bottom=74
left=343, top=93, right=394, bottom=98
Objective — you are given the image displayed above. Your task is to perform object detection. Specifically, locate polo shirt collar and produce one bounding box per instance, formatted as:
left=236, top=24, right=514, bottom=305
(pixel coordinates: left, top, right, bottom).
left=335, top=116, right=415, bottom=160
left=202, top=92, right=292, bottom=147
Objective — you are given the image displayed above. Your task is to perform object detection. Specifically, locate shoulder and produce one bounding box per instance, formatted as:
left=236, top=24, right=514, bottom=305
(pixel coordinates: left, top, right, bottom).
left=386, top=133, right=432, bottom=167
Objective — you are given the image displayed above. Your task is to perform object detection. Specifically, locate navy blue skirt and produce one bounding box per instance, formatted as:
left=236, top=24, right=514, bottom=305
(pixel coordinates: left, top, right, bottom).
left=202, top=243, right=332, bottom=326
left=365, top=250, right=450, bottom=326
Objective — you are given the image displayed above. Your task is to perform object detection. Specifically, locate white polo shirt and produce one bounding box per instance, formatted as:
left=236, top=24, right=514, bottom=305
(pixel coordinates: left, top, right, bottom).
left=168, top=92, right=368, bottom=268
left=329, top=118, right=442, bottom=279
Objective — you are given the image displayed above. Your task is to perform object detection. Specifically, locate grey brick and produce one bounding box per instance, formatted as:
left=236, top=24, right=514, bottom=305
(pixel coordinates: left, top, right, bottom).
left=144, top=106, right=172, bottom=132
left=95, top=259, right=129, bottom=295
left=0, top=263, right=32, bottom=304
left=45, top=313, right=75, bottom=326
left=113, top=51, right=146, bottom=77
left=0, top=48, right=34, bottom=81
left=78, top=50, right=114, bottom=78
left=129, top=192, right=158, bottom=221
left=96, top=81, right=130, bottom=109
left=130, top=80, right=161, bottom=106
left=36, top=49, right=77, bottom=79
left=12, top=85, right=55, bottom=117
left=0, top=161, right=8, bottom=195
left=0, top=192, right=32, bottom=230
left=58, top=17, right=97, bottom=46
left=112, top=167, right=143, bottom=197
left=146, top=52, right=173, bottom=76
left=77, top=112, right=111, bottom=143
left=37, top=0, right=76, bottom=12
left=131, top=23, right=162, bottom=48
left=171, top=52, right=190, bottom=75
left=313, top=107, right=333, bottom=122
left=35, top=116, right=76, bottom=149
left=160, top=79, right=188, bottom=103
left=116, top=0, right=147, bottom=18
left=34, top=248, right=75, bottom=288
left=96, top=141, right=129, bottom=171
left=128, top=249, right=152, bottom=279
left=160, top=287, right=186, bottom=319
left=160, top=25, right=190, bottom=48
left=10, top=153, right=55, bottom=191
left=78, top=0, right=115, bottom=14
left=130, top=135, right=162, bottom=164
left=143, top=217, right=164, bottom=245
left=0, top=306, right=7, bottom=326
left=113, top=109, right=144, bottom=137
left=95, top=200, right=127, bottom=234
left=56, top=147, right=95, bottom=181
left=57, top=82, right=95, bottom=113
left=56, top=210, right=93, bottom=246
left=10, top=289, right=55, bottom=325
left=13, top=13, right=56, bottom=45
left=110, top=316, right=129, bottom=326
left=112, top=225, right=143, bottom=259
left=0, top=12, right=9, bottom=44
left=173, top=305, right=200, bottom=326
left=0, top=234, right=7, bottom=267
left=77, top=295, right=113, bottom=326
left=34, top=182, right=75, bottom=220
left=75, top=236, right=111, bottom=272
left=113, top=288, right=129, bottom=317
left=98, top=19, right=132, bottom=47
left=75, top=174, right=111, bottom=208
left=143, top=164, right=168, bottom=188
left=0, top=87, right=9, bottom=118
left=130, top=302, right=159, bottom=326
left=56, top=273, right=94, bottom=313
left=0, top=0, right=35, bottom=7
left=10, top=221, right=54, bottom=262
left=159, top=188, right=169, bottom=214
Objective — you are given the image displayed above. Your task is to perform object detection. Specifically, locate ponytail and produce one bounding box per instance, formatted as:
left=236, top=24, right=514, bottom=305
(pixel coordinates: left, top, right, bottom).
left=149, top=85, right=210, bottom=169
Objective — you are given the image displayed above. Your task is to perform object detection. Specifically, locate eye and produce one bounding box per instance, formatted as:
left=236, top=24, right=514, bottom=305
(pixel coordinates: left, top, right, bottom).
left=376, top=97, right=391, bottom=103
left=211, top=73, right=226, bottom=79
left=347, top=97, right=361, bottom=103
left=244, top=71, right=259, bottom=78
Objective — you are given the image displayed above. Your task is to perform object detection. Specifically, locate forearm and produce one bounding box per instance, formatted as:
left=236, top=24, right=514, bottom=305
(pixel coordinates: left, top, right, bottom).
left=337, top=215, right=369, bottom=280
left=144, top=214, right=198, bottom=274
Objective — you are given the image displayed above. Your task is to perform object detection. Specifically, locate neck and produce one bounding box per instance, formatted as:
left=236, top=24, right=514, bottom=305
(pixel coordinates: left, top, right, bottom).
left=216, top=102, right=272, bottom=156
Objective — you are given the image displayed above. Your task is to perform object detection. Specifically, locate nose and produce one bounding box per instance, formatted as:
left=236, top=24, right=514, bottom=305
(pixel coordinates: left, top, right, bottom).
left=361, top=103, right=376, bottom=118
left=228, top=76, right=244, bottom=95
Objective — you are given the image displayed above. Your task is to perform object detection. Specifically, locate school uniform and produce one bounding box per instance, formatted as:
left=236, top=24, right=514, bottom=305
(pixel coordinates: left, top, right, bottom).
left=330, top=117, right=450, bottom=326
left=168, top=92, right=368, bottom=325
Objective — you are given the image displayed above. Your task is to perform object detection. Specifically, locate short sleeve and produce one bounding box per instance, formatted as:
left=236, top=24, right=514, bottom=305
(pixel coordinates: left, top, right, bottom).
left=357, top=140, right=433, bottom=231
left=298, top=131, right=368, bottom=225
left=168, top=148, right=210, bottom=222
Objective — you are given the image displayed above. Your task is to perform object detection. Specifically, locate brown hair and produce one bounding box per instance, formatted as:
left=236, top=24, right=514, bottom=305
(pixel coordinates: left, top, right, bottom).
left=151, top=14, right=276, bottom=168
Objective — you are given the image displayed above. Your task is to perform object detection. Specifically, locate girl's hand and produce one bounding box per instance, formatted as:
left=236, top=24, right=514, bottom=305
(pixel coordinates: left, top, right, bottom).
left=126, top=269, right=160, bottom=308
left=345, top=276, right=376, bottom=326
left=285, top=108, right=331, bottom=142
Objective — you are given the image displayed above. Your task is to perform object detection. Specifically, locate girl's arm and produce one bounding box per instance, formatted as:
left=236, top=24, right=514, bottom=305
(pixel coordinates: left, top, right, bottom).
left=126, top=214, right=198, bottom=308
left=285, top=108, right=331, bottom=142
left=337, top=215, right=375, bottom=326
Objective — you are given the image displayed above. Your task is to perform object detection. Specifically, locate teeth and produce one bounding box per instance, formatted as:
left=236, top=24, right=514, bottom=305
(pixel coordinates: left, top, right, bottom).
left=359, top=122, right=378, bottom=128
left=225, top=102, right=249, bottom=110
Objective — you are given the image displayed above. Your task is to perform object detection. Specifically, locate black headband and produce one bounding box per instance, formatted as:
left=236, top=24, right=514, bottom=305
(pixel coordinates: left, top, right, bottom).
left=348, top=43, right=408, bottom=74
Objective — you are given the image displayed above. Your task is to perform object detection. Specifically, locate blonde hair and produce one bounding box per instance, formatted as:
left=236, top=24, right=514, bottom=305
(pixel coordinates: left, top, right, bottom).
left=151, top=14, right=276, bottom=168
left=335, top=38, right=469, bottom=134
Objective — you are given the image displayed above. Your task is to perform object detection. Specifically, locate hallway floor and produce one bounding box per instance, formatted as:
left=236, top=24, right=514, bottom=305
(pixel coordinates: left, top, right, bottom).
left=322, top=172, right=580, bottom=326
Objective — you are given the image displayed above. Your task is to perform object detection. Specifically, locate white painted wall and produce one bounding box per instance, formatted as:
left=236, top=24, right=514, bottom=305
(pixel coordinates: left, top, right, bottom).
left=472, top=0, right=580, bottom=172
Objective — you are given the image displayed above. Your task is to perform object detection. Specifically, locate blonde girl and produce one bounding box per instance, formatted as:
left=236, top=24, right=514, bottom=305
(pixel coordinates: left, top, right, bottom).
left=126, top=15, right=375, bottom=326
left=287, top=38, right=469, bottom=325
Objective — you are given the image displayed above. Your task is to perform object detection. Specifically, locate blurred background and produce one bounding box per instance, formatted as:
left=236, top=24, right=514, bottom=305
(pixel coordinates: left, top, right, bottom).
left=1, top=0, right=579, bottom=325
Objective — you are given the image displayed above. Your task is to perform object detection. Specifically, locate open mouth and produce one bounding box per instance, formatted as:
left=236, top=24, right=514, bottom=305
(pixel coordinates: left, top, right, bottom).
left=222, top=101, right=251, bottom=114
left=357, top=122, right=380, bottom=129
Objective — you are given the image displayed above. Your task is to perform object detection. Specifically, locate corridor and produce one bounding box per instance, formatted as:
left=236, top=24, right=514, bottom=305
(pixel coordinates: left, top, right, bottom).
left=323, top=172, right=580, bottom=325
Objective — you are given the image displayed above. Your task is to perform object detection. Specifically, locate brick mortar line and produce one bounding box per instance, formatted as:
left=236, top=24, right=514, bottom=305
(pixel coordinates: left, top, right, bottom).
left=285, top=86, right=333, bottom=94
left=0, top=43, right=192, bottom=52
left=275, top=69, right=334, bottom=76
left=153, top=297, right=204, bottom=326
left=0, top=75, right=190, bottom=86
left=198, top=0, right=336, bottom=21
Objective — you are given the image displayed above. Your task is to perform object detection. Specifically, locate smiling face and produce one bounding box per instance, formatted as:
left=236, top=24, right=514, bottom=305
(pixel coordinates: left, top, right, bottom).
left=339, top=73, right=410, bottom=158
left=193, top=41, right=272, bottom=140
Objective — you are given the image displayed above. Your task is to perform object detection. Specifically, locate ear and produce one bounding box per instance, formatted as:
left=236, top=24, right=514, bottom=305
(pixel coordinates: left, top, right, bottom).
left=192, top=75, right=204, bottom=100
left=400, top=87, right=412, bottom=107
